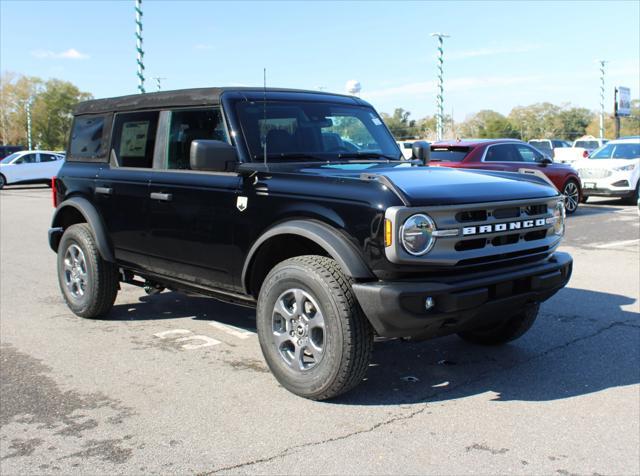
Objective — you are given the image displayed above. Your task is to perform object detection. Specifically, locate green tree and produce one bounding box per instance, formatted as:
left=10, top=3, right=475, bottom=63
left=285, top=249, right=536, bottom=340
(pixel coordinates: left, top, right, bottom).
left=0, top=72, right=91, bottom=149
left=380, top=108, right=418, bottom=139
left=508, top=102, right=561, bottom=140
left=586, top=99, right=640, bottom=138
left=32, top=79, right=92, bottom=149
left=554, top=107, right=594, bottom=140
left=460, top=110, right=519, bottom=139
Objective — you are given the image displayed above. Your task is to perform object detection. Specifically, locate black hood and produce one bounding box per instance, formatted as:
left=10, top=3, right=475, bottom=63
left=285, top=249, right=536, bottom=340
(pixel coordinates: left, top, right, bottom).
left=254, top=162, right=559, bottom=207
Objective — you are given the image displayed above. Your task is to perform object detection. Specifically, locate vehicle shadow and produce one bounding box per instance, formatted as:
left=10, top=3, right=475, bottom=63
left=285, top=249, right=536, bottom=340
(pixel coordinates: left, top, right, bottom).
left=0, top=185, right=50, bottom=191
left=572, top=204, right=624, bottom=216
left=107, top=287, right=638, bottom=406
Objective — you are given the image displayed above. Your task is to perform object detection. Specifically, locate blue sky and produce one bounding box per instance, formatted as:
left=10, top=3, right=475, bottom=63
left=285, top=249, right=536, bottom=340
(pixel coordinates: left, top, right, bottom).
left=1, top=1, right=638, bottom=121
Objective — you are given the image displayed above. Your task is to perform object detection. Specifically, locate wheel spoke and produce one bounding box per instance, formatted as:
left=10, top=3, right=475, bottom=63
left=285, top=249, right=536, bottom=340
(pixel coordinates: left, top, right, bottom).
left=273, top=330, right=291, bottom=347
left=293, top=344, right=305, bottom=371
left=293, top=289, right=305, bottom=316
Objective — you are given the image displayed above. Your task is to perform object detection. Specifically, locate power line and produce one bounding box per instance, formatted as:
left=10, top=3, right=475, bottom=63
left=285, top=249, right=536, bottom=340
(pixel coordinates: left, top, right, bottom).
left=431, top=32, right=450, bottom=141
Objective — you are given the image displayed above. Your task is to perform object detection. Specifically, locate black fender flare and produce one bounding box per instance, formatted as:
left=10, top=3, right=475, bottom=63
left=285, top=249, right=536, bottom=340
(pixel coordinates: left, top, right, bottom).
left=50, top=196, right=115, bottom=262
left=241, top=220, right=374, bottom=294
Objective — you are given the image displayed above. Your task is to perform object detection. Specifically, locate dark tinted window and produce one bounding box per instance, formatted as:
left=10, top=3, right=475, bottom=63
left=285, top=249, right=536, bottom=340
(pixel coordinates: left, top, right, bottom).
left=111, top=111, right=159, bottom=168
left=167, top=108, right=227, bottom=169
left=430, top=146, right=470, bottom=162
left=485, top=144, right=521, bottom=162
left=39, top=153, right=58, bottom=162
left=70, top=116, right=105, bottom=158
left=529, top=140, right=551, bottom=151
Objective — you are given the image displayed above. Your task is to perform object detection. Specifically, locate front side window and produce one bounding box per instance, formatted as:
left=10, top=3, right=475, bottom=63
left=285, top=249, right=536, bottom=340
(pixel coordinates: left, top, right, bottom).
left=235, top=101, right=400, bottom=162
left=111, top=111, right=159, bottom=168
left=39, top=153, right=58, bottom=162
left=70, top=115, right=105, bottom=159
left=590, top=143, right=640, bottom=160
left=485, top=144, right=521, bottom=162
left=516, top=145, right=543, bottom=163
left=15, top=153, right=37, bottom=164
left=166, top=108, right=227, bottom=169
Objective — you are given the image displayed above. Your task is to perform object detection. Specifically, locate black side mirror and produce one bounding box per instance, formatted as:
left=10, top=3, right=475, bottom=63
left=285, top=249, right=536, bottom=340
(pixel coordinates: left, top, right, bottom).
left=539, top=156, right=553, bottom=166
left=190, top=140, right=237, bottom=172
left=412, top=141, right=431, bottom=165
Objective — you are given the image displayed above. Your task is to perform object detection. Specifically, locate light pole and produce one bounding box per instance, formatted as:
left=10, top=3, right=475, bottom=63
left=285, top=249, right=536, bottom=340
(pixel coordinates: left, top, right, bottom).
left=25, top=98, right=32, bottom=150
left=431, top=33, right=450, bottom=141
left=597, top=59, right=607, bottom=140
left=135, top=0, right=145, bottom=93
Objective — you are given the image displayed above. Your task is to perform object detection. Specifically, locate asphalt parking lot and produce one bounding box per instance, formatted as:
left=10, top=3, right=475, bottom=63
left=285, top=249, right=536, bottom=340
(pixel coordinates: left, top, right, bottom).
left=1, top=186, right=638, bottom=475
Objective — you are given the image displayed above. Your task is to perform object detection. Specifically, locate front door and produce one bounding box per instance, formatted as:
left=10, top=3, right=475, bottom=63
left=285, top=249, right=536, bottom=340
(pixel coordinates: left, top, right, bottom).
left=145, top=107, right=241, bottom=290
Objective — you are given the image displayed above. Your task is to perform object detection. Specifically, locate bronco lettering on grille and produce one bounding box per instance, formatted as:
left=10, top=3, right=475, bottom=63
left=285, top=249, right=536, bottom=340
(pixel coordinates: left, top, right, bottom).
left=462, top=218, right=547, bottom=236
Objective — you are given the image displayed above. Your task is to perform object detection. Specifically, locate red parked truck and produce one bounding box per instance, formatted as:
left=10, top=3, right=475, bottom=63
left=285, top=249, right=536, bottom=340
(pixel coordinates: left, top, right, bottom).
left=429, top=139, right=582, bottom=214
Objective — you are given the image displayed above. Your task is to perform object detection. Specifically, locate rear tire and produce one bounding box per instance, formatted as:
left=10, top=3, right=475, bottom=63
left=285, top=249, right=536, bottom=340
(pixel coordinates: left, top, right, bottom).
left=57, top=223, right=119, bottom=318
left=256, top=255, right=373, bottom=400
left=0, top=174, right=6, bottom=190
left=457, top=303, right=539, bottom=346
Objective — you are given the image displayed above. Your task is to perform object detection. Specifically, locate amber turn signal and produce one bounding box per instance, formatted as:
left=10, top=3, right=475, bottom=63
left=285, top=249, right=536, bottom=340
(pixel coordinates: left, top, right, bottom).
left=384, top=219, right=392, bottom=247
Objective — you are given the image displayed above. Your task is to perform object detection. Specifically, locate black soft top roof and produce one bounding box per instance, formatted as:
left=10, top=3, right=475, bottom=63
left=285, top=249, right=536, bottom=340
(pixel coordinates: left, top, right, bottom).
left=73, top=87, right=369, bottom=115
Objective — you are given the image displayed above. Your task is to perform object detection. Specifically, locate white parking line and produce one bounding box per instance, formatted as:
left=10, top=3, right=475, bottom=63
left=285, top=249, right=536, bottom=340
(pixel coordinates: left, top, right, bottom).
left=175, top=335, right=221, bottom=350
left=153, top=329, right=192, bottom=339
left=208, top=321, right=254, bottom=339
left=595, top=239, right=640, bottom=249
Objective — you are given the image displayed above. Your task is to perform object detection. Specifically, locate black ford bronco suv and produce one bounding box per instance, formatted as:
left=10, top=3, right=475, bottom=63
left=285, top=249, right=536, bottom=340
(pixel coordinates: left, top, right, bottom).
left=49, top=88, right=572, bottom=400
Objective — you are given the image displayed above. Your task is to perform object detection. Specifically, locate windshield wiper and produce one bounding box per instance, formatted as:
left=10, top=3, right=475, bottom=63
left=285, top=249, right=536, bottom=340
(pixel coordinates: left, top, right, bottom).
left=336, top=152, right=403, bottom=161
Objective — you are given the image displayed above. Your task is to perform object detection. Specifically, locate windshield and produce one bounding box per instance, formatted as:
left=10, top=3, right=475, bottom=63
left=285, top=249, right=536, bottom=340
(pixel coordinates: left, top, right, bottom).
left=590, top=143, right=640, bottom=159
left=1, top=152, right=22, bottom=164
left=430, top=146, right=470, bottom=162
left=235, top=101, right=401, bottom=162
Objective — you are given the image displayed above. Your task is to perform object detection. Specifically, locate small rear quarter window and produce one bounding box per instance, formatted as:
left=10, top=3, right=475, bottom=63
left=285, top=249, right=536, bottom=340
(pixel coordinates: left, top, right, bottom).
left=69, top=115, right=106, bottom=160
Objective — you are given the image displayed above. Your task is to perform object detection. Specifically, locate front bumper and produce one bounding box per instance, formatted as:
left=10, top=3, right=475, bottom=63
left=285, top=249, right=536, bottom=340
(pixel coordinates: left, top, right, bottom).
left=352, top=252, right=572, bottom=338
left=579, top=172, right=637, bottom=197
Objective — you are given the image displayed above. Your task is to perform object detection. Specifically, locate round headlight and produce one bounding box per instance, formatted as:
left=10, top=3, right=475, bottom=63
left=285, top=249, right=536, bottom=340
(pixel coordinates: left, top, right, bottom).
left=401, top=214, right=436, bottom=256
left=553, top=200, right=565, bottom=236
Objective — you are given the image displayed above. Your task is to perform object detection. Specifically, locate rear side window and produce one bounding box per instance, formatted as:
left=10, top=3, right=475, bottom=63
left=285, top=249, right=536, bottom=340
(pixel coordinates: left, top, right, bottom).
left=167, top=108, right=227, bottom=169
left=111, top=111, right=159, bottom=168
left=39, top=153, right=59, bottom=162
left=529, top=140, right=551, bottom=151
left=69, top=115, right=105, bottom=159
left=574, top=140, right=599, bottom=149
left=430, top=146, right=470, bottom=162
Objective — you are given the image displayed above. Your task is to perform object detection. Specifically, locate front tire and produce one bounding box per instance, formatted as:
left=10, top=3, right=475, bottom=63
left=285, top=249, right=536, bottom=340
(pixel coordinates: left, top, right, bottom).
left=562, top=179, right=580, bottom=214
left=457, top=303, right=539, bottom=346
left=256, top=256, right=373, bottom=400
left=57, top=223, right=119, bottom=318
left=0, top=174, right=6, bottom=190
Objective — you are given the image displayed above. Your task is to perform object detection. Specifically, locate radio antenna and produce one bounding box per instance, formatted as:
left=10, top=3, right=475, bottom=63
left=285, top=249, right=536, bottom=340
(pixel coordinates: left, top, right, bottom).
left=263, top=67, right=268, bottom=169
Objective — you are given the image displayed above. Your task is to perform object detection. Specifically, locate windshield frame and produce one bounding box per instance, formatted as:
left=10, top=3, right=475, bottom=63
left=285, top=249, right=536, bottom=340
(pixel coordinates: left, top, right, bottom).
left=232, top=98, right=402, bottom=163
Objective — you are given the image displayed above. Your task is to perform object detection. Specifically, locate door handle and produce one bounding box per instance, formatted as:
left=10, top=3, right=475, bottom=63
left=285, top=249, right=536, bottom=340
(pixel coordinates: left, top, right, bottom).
left=150, top=192, right=172, bottom=201
left=95, top=186, right=113, bottom=195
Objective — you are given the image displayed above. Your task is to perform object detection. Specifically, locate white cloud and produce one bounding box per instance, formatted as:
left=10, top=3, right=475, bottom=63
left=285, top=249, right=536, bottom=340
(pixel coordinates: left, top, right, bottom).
left=363, top=75, right=542, bottom=100
left=447, top=44, right=543, bottom=60
left=31, top=48, right=90, bottom=60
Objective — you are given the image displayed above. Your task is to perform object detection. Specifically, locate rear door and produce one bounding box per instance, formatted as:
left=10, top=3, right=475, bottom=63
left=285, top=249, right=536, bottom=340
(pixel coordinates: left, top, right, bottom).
left=37, top=153, right=63, bottom=180
left=145, top=107, right=241, bottom=290
left=94, top=111, right=160, bottom=269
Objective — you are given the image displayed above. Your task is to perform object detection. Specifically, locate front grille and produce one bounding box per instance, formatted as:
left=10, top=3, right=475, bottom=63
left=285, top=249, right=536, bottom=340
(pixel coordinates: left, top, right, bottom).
left=579, top=168, right=612, bottom=179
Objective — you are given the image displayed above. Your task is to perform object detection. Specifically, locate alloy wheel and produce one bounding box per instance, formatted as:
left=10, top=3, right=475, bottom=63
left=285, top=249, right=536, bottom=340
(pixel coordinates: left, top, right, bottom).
left=271, top=288, right=325, bottom=371
left=63, top=244, right=88, bottom=299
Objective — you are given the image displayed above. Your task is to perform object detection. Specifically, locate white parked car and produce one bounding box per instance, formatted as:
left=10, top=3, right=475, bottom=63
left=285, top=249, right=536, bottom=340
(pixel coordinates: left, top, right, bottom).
left=0, top=150, right=65, bottom=189
left=554, top=136, right=610, bottom=165
left=572, top=137, right=640, bottom=204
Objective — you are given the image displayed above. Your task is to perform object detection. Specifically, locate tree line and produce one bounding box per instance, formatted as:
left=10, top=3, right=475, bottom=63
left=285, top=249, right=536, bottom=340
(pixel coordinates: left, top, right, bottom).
left=381, top=100, right=640, bottom=142
left=1, top=71, right=638, bottom=149
left=0, top=72, right=92, bottom=150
